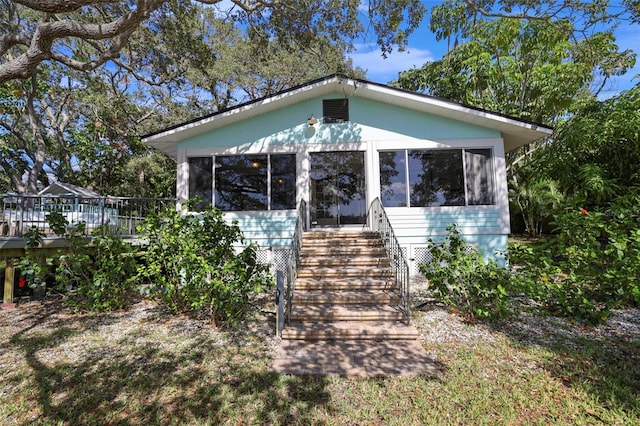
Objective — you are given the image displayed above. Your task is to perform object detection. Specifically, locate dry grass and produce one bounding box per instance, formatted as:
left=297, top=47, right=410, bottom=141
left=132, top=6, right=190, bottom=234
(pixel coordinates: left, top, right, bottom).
left=1, top=295, right=638, bottom=425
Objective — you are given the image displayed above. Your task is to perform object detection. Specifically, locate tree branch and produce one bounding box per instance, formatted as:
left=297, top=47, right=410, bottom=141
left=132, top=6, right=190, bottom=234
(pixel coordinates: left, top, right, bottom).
left=0, top=0, right=285, bottom=85
left=15, top=0, right=116, bottom=13
left=0, top=33, right=30, bottom=57
left=0, top=0, right=164, bottom=84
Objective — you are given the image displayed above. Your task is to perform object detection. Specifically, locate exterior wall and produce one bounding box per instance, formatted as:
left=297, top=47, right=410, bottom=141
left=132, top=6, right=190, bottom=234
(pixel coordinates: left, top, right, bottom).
left=176, top=91, right=511, bottom=272
left=223, top=210, right=298, bottom=247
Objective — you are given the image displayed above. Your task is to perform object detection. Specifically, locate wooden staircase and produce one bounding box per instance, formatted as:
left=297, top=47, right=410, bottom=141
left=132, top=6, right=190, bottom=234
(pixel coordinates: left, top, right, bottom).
left=281, top=230, right=418, bottom=341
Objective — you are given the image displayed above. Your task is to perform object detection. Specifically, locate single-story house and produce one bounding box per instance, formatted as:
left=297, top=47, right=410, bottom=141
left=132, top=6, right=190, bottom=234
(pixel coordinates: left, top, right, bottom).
left=142, top=74, right=552, bottom=273
left=38, top=181, right=103, bottom=198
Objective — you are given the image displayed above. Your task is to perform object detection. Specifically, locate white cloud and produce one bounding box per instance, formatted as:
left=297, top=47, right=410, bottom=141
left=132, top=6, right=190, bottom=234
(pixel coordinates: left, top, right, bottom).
left=350, top=44, right=434, bottom=83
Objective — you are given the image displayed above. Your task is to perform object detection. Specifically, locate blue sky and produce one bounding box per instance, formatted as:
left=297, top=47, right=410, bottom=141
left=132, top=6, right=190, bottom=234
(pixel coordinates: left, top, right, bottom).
left=350, top=4, right=640, bottom=99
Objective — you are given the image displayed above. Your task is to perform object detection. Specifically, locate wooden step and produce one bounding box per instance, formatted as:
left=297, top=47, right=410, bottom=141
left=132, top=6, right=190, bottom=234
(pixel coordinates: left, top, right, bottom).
left=299, top=257, right=391, bottom=267
left=281, top=321, right=419, bottom=340
left=303, top=231, right=380, bottom=239
left=293, top=290, right=401, bottom=305
left=300, top=246, right=387, bottom=256
left=295, top=277, right=395, bottom=291
left=290, top=304, right=405, bottom=321
left=296, top=267, right=394, bottom=279
left=302, top=239, right=383, bottom=248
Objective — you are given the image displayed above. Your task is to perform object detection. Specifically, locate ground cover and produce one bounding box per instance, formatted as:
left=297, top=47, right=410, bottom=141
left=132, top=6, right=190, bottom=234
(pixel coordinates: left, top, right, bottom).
left=0, top=296, right=638, bottom=425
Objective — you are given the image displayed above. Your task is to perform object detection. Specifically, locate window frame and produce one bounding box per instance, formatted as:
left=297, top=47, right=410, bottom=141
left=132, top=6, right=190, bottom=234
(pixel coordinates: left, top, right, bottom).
left=187, top=153, right=297, bottom=211
left=378, top=148, right=496, bottom=208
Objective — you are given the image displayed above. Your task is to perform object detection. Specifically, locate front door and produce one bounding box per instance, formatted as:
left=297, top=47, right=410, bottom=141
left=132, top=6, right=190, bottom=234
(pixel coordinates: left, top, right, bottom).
left=310, top=151, right=366, bottom=227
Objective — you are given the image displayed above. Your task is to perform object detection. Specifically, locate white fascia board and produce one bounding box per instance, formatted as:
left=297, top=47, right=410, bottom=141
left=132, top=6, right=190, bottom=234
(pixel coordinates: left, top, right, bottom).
left=143, top=75, right=553, bottom=158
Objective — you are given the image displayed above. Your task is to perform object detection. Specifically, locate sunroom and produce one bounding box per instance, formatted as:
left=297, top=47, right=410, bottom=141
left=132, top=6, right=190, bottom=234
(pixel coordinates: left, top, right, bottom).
left=142, top=75, right=552, bottom=273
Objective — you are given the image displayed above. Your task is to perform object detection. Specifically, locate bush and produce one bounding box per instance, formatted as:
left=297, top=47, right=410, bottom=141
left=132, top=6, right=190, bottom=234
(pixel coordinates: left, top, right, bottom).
left=136, top=204, right=271, bottom=325
left=19, top=211, right=139, bottom=311
left=419, top=225, right=513, bottom=319
left=509, top=196, right=640, bottom=324
left=56, top=230, right=139, bottom=311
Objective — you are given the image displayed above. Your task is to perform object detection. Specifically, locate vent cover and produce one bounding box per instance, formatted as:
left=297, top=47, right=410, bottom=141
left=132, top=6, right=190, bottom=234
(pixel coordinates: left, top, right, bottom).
left=323, top=99, right=349, bottom=123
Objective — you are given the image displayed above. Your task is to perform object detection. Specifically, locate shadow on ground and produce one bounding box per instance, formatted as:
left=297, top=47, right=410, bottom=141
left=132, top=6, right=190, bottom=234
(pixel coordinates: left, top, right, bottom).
left=3, top=302, right=333, bottom=425
left=492, top=312, right=640, bottom=418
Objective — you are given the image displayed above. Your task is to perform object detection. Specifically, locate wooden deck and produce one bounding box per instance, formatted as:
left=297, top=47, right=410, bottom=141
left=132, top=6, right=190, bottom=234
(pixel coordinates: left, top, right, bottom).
left=0, top=236, right=147, bottom=308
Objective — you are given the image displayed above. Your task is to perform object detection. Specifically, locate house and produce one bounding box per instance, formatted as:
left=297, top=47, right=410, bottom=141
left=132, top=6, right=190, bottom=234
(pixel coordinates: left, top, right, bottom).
left=38, top=181, right=103, bottom=198
left=142, top=75, right=552, bottom=273
left=1, top=182, right=120, bottom=237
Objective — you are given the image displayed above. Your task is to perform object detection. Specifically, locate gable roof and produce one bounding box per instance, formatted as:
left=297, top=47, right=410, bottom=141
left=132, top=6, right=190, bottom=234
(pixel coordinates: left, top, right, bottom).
left=142, top=74, right=553, bottom=158
left=38, top=181, right=102, bottom=198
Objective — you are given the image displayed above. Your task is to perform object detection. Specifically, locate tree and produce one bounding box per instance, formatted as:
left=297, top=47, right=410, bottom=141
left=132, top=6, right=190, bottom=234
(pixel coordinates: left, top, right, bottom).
left=1, top=0, right=425, bottom=194
left=0, top=0, right=425, bottom=86
left=0, top=59, right=163, bottom=195
left=396, top=18, right=635, bottom=125
left=545, top=84, right=640, bottom=207
left=394, top=0, right=637, bottom=235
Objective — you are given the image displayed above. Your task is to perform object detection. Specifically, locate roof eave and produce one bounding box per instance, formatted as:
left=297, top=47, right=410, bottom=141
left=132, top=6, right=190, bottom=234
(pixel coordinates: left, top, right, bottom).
left=142, top=75, right=553, bottom=158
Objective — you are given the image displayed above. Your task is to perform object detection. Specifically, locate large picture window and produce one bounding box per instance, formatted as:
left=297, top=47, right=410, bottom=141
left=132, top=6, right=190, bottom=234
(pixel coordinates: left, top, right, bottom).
left=379, top=148, right=495, bottom=207
left=188, top=154, right=296, bottom=211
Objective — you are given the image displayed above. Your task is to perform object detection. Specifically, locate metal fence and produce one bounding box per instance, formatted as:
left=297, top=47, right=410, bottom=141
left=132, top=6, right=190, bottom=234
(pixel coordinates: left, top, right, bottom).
left=1, top=194, right=176, bottom=238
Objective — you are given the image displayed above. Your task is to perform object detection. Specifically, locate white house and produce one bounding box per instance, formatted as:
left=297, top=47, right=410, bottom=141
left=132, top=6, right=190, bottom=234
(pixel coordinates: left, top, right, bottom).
left=142, top=75, right=552, bottom=273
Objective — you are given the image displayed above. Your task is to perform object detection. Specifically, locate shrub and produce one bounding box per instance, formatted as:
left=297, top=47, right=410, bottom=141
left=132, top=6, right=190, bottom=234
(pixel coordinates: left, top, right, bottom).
left=20, top=211, right=139, bottom=311
left=509, top=196, right=640, bottom=324
left=136, top=203, right=271, bottom=325
left=419, top=225, right=513, bottom=319
left=56, top=230, right=139, bottom=311
left=17, top=225, right=49, bottom=293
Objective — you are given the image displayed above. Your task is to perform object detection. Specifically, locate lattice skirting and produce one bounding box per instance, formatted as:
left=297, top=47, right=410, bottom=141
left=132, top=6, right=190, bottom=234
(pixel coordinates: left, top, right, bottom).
left=256, top=247, right=291, bottom=274
left=256, top=244, right=475, bottom=277
left=407, top=243, right=475, bottom=276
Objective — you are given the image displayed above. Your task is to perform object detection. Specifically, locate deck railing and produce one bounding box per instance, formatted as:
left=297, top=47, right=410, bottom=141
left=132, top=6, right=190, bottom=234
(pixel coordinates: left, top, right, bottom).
left=364, top=197, right=410, bottom=324
left=1, top=194, right=176, bottom=238
left=285, top=199, right=308, bottom=325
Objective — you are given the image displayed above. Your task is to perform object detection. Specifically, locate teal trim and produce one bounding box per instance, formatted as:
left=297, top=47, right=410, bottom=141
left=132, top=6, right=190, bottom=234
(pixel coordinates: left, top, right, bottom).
left=178, top=92, right=500, bottom=150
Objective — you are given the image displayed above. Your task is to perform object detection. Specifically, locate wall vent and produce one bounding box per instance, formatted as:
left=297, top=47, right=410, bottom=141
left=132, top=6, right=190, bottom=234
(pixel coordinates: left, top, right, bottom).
left=322, top=99, right=349, bottom=123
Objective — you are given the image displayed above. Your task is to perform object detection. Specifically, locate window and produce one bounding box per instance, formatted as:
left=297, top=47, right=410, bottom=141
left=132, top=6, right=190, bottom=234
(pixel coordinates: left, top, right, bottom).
left=203, top=153, right=296, bottom=211
left=323, top=99, right=349, bottom=123
left=465, top=149, right=495, bottom=205
left=380, top=151, right=407, bottom=207
left=409, top=150, right=465, bottom=207
left=379, top=148, right=495, bottom=207
left=270, top=154, right=297, bottom=210
left=215, top=155, right=268, bottom=211
left=188, top=157, right=213, bottom=210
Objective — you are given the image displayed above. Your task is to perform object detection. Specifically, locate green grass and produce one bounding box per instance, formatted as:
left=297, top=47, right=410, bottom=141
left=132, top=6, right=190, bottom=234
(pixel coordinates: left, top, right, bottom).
left=0, top=300, right=638, bottom=425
